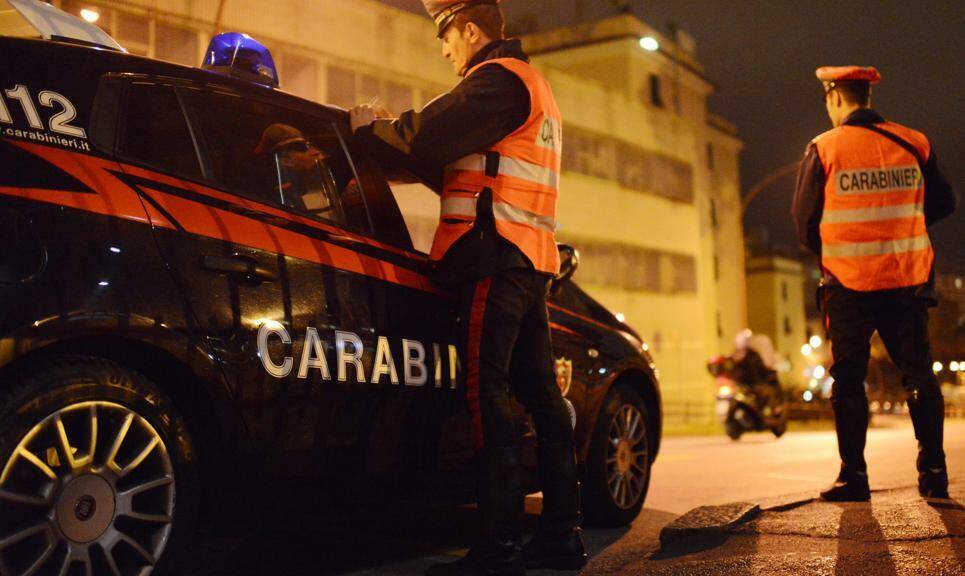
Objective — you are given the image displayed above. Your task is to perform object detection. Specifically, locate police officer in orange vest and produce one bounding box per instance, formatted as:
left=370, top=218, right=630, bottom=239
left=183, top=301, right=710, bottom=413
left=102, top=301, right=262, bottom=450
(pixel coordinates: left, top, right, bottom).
left=792, top=66, right=957, bottom=502
left=350, top=2, right=584, bottom=574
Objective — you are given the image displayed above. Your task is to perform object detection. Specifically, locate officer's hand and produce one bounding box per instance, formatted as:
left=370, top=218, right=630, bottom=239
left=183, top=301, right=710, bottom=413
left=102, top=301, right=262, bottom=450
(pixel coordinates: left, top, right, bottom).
left=373, top=104, right=392, bottom=119
left=349, top=105, right=377, bottom=133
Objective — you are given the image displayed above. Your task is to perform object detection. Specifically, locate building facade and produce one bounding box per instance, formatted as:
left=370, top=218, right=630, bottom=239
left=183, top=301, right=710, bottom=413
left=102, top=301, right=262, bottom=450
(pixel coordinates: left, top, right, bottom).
left=745, top=255, right=808, bottom=389
left=55, top=0, right=747, bottom=422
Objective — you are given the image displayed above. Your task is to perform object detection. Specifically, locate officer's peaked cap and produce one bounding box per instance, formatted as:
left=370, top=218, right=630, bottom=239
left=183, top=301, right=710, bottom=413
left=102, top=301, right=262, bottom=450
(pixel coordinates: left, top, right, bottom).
left=815, top=66, right=881, bottom=85
left=422, top=0, right=501, bottom=37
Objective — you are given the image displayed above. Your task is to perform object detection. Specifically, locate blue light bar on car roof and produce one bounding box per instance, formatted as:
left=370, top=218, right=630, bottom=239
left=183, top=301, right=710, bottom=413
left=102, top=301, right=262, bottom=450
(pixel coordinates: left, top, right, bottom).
left=201, top=32, right=278, bottom=88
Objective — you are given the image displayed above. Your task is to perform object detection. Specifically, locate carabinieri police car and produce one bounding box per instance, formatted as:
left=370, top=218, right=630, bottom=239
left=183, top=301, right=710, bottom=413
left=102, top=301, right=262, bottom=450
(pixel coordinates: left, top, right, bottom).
left=0, top=1, right=662, bottom=574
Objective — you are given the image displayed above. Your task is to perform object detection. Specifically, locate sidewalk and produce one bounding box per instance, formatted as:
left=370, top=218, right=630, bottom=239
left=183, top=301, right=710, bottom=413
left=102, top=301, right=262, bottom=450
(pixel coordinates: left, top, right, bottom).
left=581, top=477, right=965, bottom=576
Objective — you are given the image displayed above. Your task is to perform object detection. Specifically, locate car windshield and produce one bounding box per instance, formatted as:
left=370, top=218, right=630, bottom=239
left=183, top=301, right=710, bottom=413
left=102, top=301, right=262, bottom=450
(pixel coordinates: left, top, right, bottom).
left=0, top=0, right=124, bottom=51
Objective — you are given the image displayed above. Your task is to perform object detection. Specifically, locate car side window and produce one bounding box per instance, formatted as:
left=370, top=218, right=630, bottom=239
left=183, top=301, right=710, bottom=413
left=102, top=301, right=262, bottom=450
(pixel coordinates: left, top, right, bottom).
left=116, top=83, right=202, bottom=180
left=183, top=89, right=366, bottom=232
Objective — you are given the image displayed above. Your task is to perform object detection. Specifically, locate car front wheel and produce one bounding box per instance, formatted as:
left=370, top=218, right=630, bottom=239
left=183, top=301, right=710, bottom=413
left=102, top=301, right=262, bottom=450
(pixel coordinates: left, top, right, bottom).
left=583, top=384, right=651, bottom=527
left=0, top=356, right=198, bottom=576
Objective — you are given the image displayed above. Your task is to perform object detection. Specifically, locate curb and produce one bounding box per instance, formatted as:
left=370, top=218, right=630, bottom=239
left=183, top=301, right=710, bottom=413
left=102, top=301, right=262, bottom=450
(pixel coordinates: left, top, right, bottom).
left=656, top=479, right=961, bottom=550
left=658, top=501, right=760, bottom=549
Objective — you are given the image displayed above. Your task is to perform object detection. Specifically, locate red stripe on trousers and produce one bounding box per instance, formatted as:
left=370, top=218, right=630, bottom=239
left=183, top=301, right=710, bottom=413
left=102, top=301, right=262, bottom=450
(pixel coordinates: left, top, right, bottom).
left=466, top=277, right=492, bottom=451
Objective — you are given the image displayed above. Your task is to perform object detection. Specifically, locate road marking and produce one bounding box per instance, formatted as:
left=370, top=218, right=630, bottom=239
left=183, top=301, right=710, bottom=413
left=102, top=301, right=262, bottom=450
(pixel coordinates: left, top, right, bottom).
left=765, top=473, right=827, bottom=482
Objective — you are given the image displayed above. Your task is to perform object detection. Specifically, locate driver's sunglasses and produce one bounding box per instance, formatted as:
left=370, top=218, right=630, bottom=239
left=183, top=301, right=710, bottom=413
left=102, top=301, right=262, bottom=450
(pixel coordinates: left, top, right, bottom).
left=275, top=139, right=315, bottom=154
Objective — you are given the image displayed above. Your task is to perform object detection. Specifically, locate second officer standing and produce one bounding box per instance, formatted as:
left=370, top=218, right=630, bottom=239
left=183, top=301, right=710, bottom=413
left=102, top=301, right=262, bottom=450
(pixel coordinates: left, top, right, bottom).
left=792, top=66, right=957, bottom=502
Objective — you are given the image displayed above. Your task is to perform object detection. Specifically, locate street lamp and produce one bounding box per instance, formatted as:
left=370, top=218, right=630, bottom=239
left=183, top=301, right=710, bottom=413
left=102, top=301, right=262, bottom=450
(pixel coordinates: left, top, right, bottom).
left=639, top=36, right=660, bottom=52
left=80, top=8, right=99, bottom=23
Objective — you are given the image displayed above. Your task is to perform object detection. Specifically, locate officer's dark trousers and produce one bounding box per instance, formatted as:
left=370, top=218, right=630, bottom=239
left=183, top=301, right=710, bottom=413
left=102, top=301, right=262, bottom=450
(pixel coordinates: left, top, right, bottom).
left=824, top=285, right=946, bottom=477
left=456, top=268, right=580, bottom=541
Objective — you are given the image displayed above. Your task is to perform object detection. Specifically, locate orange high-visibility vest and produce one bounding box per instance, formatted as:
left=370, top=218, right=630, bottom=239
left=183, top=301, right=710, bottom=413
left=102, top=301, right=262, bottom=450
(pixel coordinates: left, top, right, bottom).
left=430, top=57, right=562, bottom=275
left=814, top=121, right=933, bottom=291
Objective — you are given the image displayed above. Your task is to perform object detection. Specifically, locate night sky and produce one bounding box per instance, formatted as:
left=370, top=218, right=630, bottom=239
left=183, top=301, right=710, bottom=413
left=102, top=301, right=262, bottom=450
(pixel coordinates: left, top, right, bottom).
left=381, top=0, right=964, bottom=273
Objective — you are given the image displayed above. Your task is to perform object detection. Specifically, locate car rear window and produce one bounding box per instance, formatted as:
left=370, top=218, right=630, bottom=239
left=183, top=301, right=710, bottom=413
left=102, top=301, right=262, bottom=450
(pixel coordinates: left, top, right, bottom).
left=117, top=83, right=202, bottom=180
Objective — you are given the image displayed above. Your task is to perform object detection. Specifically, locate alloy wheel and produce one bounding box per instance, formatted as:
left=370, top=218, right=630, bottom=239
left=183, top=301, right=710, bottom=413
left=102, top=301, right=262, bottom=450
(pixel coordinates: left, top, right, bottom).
left=605, top=403, right=648, bottom=510
left=0, top=401, right=175, bottom=576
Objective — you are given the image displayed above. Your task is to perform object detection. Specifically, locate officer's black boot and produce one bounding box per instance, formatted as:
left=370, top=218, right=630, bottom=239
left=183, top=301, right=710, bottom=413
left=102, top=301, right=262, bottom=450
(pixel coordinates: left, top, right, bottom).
left=821, top=396, right=871, bottom=502
left=909, top=392, right=949, bottom=499
left=523, top=441, right=587, bottom=570
left=426, top=447, right=525, bottom=576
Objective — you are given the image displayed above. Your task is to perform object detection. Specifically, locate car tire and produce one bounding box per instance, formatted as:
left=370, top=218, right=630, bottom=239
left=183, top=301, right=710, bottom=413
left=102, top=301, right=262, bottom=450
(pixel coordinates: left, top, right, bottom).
left=0, top=355, right=198, bottom=576
left=583, top=384, right=651, bottom=527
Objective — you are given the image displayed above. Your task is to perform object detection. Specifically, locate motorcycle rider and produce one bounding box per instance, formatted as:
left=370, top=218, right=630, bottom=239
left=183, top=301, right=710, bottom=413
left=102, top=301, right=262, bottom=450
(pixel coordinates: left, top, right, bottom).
left=730, top=330, right=781, bottom=402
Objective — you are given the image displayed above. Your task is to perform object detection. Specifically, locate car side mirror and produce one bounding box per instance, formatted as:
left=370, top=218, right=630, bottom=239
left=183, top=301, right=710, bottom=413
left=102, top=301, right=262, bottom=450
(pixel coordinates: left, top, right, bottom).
left=553, top=244, right=580, bottom=289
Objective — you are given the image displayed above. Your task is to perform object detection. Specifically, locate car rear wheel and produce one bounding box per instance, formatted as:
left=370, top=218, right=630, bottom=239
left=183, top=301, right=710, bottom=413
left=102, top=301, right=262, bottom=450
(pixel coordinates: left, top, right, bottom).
left=583, top=384, right=651, bottom=527
left=0, top=356, right=198, bottom=576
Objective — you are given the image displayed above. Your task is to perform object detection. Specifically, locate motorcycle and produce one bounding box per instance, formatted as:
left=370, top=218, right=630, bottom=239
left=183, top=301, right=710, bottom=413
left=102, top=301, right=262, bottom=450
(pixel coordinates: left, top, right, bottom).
left=707, top=356, right=788, bottom=440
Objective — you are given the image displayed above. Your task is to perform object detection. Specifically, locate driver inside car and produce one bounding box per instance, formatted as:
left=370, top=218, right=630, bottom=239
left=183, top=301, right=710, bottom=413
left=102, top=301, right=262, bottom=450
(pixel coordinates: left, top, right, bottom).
left=254, top=123, right=344, bottom=218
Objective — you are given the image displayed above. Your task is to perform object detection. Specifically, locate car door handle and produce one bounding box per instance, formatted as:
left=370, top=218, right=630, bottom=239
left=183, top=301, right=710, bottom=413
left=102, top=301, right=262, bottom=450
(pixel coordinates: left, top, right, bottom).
left=201, top=254, right=277, bottom=284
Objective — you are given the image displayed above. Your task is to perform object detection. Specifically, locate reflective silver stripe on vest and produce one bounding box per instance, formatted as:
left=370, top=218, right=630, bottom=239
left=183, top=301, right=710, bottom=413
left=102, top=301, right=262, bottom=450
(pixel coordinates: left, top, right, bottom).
left=440, top=196, right=477, bottom=219
left=440, top=196, right=557, bottom=233
left=448, top=153, right=560, bottom=189
left=823, top=234, right=931, bottom=258
left=821, top=203, right=924, bottom=224
left=492, top=202, right=558, bottom=233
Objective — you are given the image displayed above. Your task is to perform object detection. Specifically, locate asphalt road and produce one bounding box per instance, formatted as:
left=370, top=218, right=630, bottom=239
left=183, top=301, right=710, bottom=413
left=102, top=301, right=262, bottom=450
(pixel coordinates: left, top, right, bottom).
left=186, top=418, right=965, bottom=575
left=647, top=416, right=965, bottom=514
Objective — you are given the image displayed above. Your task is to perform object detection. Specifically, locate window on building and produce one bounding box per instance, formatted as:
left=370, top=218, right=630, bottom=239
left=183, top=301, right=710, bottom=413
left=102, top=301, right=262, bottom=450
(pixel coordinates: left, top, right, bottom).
left=326, top=65, right=356, bottom=109
left=670, top=253, right=698, bottom=293
left=117, top=83, right=202, bottom=180
left=114, top=11, right=149, bottom=55
left=648, top=74, right=664, bottom=108
left=782, top=281, right=788, bottom=301
left=710, top=198, right=718, bottom=229
left=555, top=240, right=698, bottom=295
left=784, top=316, right=792, bottom=335
left=358, top=74, right=381, bottom=105
left=707, top=142, right=714, bottom=170
left=184, top=89, right=365, bottom=231
left=561, top=126, right=694, bottom=203
left=281, top=53, right=318, bottom=101
left=713, top=254, right=720, bottom=280
left=156, top=24, right=197, bottom=67
left=385, top=81, right=413, bottom=116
